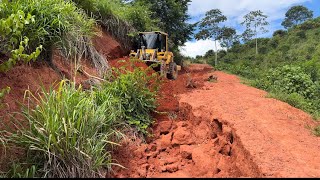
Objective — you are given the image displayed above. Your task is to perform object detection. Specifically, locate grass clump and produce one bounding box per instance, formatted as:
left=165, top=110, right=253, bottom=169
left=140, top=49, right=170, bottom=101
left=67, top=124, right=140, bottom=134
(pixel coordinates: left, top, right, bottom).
left=3, top=80, right=123, bottom=178
left=313, top=126, right=320, bottom=137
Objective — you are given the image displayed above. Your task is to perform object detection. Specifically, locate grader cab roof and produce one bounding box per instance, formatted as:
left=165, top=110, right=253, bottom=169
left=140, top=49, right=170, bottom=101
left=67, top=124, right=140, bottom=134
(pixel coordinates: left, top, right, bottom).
left=139, top=31, right=168, bottom=36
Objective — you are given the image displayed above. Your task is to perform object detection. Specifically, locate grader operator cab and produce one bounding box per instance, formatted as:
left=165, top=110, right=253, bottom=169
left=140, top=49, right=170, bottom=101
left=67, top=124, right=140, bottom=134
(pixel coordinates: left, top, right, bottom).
left=129, top=31, right=181, bottom=80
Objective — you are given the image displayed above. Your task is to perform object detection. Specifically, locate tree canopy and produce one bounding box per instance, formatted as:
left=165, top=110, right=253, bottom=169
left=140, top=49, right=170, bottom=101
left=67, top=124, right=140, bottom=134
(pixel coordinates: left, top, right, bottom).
left=281, top=5, right=313, bottom=29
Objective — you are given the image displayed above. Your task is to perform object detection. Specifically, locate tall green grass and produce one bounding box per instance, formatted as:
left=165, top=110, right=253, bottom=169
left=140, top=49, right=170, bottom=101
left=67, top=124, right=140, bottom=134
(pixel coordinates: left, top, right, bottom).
left=3, top=80, right=123, bottom=178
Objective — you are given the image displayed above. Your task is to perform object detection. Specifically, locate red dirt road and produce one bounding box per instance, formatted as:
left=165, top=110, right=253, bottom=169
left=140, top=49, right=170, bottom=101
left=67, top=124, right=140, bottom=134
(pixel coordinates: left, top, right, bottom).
left=112, top=64, right=320, bottom=178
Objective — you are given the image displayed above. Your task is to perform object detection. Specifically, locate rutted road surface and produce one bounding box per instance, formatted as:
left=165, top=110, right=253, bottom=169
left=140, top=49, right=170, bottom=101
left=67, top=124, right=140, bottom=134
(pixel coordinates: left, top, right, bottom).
left=111, top=63, right=320, bottom=178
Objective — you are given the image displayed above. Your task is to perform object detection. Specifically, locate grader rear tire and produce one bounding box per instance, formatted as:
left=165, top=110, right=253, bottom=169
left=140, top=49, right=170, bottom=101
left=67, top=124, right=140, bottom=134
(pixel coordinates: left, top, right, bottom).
left=167, top=62, right=178, bottom=80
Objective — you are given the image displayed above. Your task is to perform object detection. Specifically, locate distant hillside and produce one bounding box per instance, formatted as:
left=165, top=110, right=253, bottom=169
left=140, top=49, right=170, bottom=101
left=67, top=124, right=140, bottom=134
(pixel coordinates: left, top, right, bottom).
left=216, top=17, right=320, bottom=78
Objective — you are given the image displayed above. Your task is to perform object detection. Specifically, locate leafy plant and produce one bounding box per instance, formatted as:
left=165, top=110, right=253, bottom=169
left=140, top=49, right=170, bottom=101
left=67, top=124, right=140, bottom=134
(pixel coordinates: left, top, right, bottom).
left=0, top=10, right=42, bottom=72
left=5, top=163, right=38, bottom=178
left=314, top=126, right=320, bottom=137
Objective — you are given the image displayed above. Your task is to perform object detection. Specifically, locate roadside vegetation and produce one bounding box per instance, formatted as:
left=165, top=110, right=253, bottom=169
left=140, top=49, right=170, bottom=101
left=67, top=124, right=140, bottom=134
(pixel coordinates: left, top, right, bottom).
left=1, top=64, right=159, bottom=178
left=192, top=5, right=320, bottom=135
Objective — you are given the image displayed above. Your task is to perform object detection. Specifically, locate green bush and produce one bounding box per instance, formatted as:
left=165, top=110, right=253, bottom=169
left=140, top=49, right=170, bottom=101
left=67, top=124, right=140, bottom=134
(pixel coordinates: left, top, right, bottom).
left=268, top=92, right=312, bottom=111
left=1, top=64, right=160, bottom=177
left=72, top=0, right=159, bottom=50
left=266, top=65, right=317, bottom=99
left=298, top=19, right=320, bottom=30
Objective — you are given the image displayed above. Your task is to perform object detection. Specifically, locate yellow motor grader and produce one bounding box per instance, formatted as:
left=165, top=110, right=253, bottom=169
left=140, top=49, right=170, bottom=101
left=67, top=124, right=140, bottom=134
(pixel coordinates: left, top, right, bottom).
left=129, top=31, right=181, bottom=80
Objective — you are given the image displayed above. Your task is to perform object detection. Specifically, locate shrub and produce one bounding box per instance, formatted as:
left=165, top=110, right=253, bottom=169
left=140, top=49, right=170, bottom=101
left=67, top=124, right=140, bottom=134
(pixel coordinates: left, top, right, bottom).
left=268, top=92, right=311, bottom=111
left=298, top=20, right=320, bottom=30
left=268, top=38, right=279, bottom=48
left=266, top=65, right=317, bottom=99
left=273, top=30, right=288, bottom=37
left=72, top=0, right=159, bottom=51
left=96, top=63, right=160, bottom=135
left=296, top=30, right=307, bottom=39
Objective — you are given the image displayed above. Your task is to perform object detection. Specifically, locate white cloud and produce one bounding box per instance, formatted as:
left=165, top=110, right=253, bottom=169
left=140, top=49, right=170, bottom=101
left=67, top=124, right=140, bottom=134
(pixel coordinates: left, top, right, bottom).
left=179, top=40, right=225, bottom=58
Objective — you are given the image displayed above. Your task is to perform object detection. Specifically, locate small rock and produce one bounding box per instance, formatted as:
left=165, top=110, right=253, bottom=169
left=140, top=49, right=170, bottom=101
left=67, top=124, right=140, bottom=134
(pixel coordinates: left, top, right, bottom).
left=166, top=163, right=179, bottom=173
left=219, top=144, right=231, bottom=156
left=157, top=132, right=172, bottom=150
left=137, top=168, right=147, bottom=178
left=147, top=144, right=157, bottom=152
left=158, top=121, right=173, bottom=135
left=172, top=127, right=193, bottom=145
left=207, top=75, right=218, bottom=82
left=180, top=145, right=193, bottom=159
left=160, top=166, right=167, bottom=172
left=176, top=121, right=188, bottom=128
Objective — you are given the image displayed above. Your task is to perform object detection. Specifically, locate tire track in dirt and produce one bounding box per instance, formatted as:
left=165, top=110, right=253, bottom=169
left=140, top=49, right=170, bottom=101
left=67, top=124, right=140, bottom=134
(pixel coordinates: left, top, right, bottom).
left=111, top=64, right=320, bottom=178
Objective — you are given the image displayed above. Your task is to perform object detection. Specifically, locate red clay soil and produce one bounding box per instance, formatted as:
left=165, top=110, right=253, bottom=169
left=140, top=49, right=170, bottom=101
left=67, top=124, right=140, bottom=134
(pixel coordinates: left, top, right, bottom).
left=92, top=26, right=125, bottom=59
left=111, top=64, right=320, bottom=178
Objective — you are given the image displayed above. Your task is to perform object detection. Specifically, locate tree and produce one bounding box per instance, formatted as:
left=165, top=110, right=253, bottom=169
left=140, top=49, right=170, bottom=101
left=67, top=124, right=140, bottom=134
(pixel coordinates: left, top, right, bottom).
left=195, top=9, right=227, bottom=67
left=241, top=10, right=269, bottom=55
left=204, top=50, right=214, bottom=58
left=220, top=27, right=239, bottom=50
left=281, top=5, right=313, bottom=29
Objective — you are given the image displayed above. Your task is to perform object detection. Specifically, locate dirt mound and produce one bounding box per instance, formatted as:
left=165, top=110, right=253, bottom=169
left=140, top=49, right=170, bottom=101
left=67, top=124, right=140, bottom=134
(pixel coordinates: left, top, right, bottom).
left=92, top=27, right=125, bottom=59
left=108, top=58, right=150, bottom=71
left=184, top=64, right=213, bottom=73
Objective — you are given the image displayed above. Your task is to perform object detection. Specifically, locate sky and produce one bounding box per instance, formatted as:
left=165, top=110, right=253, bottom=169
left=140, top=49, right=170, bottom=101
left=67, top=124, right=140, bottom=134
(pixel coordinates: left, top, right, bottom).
left=180, top=0, right=320, bottom=58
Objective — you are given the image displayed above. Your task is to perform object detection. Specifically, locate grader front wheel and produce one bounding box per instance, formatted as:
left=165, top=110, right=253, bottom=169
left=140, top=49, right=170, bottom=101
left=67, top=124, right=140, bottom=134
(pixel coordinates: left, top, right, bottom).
left=160, top=60, right=167, bottom=78
left=167, top=62, right=178, bottom=80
